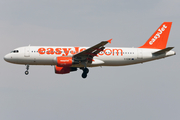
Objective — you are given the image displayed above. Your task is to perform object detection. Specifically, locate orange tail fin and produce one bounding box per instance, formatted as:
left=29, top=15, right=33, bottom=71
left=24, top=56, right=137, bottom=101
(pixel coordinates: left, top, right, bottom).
left=139, top=22, right=172, bottom=49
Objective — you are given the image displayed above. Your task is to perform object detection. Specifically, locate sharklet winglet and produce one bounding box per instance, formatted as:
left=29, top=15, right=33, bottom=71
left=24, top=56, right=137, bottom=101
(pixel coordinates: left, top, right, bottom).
left=107, top=39, right=112, bottom=44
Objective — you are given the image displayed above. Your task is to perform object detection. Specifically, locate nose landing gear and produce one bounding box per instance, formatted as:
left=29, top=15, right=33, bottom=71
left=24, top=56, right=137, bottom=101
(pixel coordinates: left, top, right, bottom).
left=25, top=64, right=29, bottom=75
left=81, top=68, right=89, bottom=79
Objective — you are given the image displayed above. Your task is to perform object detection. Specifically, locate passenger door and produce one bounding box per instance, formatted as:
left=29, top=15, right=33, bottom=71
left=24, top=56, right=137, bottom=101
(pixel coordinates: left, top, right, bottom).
left=24, top=46, right=30, bottom=57
left=137, top=49, right=143, bottom=59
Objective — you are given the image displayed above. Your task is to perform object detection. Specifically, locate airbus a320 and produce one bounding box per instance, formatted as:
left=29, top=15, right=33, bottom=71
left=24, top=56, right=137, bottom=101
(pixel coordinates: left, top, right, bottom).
left=4, top=22, right=175, bottom=78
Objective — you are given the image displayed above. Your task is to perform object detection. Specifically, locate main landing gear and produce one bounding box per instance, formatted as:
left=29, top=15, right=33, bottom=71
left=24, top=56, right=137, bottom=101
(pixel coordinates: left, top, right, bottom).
left=25, top=64, right=29, bottom=75
left=81, top=67, right=89, bottom=79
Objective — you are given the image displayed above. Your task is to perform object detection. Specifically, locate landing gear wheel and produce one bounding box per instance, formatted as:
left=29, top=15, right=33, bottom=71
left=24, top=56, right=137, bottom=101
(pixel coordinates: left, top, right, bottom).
left=81, top=68, right=89, bottom=78
left=84, top=68, right=89, bottom=73
left=25, top=70, right=29, bottom=75
left=82, top=73, right=87, bottom=78
left=25, top=64, right=29, bottom=75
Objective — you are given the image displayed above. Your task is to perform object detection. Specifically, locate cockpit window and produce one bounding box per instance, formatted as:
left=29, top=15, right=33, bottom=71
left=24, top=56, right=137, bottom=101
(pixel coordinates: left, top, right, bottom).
left=11, top=50, right=19, bottom=53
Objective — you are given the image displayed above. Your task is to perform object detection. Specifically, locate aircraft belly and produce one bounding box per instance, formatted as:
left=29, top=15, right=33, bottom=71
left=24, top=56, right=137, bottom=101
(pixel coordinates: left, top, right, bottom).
left=18, top=54, right=55, bottom=65
left=97, top=54, right=138, bottom=66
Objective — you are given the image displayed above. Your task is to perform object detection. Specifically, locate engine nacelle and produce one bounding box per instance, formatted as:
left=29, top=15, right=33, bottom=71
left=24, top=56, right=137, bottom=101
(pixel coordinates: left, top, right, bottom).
left=56, top=57, right=73, bottom=67
left=55, top=66, right=77, bottom=74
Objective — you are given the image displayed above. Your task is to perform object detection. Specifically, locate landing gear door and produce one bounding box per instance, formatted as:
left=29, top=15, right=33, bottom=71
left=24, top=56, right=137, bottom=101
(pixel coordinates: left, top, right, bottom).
left=24, top=46, right=30, bottom=57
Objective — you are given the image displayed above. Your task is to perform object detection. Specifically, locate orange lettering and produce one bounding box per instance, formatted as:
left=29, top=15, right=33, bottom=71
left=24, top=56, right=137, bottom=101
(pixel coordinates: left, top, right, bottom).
left=47, top=48, right=54, bottom=55
left=38, top=47, right=124, bottom=57
left=98, top=51, right=104, bottom=56
left=62, top=48, right=71, bottom=56
left=71, top=47, right=79, bottom=55
left=55, top=48, right=62, bottom=55
left=38, top=48, right=45, bottom=54
left=104, top=49, right=112, bottom=56
left=113, top=49, right=123, bottom=56
left=80, top=48, right=86, bottom=52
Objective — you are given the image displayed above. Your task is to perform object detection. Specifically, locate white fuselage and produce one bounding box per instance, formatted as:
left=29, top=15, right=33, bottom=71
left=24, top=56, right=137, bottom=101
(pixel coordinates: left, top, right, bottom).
left=3, top=22, right=175, bottom=78
left=4, top=46, right=175, bottom=67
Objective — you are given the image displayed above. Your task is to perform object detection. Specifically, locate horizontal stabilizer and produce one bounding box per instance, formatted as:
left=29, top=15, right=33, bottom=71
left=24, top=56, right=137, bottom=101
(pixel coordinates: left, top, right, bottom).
left=152, top=47, right=174, bottom=56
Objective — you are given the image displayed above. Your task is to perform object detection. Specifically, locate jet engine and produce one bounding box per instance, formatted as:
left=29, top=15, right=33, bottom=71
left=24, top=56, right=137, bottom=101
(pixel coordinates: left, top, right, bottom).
left=56, top=57, right=73, bottom=67
left=55, top=66, right=77, bottom=74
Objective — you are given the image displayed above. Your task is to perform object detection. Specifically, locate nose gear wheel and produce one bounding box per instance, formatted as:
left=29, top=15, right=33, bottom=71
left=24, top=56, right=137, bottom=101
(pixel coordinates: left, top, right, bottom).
left=25, top=70, right=29, bottom=75
left=25, top=64, right=29, bottom=75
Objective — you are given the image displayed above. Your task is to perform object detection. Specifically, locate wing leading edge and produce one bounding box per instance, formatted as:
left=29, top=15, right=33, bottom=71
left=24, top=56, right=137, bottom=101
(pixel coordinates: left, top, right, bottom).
left=73, top=39, right=112, bottom=64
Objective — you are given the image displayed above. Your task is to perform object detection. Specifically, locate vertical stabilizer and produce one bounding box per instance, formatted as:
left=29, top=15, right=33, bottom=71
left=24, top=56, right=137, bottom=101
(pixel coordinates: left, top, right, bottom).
left=139, top=22, right=172, bottom=49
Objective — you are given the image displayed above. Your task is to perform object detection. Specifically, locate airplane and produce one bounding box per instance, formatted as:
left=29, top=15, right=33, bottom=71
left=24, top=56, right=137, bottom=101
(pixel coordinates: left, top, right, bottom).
left=4, top=22, right=176, bottom=78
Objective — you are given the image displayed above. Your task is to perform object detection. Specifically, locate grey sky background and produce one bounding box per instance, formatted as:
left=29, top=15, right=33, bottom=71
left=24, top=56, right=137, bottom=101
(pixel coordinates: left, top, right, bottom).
left=0, top=0, right=180, bottom=120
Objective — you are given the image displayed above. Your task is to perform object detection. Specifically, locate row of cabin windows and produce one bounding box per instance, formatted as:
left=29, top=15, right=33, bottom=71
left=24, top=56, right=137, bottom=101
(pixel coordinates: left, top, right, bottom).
left=32, top=51, right=134, bottom=54
left=105, top=52, right=134, bottom=54
left=100, top=52, right=134, bottom=54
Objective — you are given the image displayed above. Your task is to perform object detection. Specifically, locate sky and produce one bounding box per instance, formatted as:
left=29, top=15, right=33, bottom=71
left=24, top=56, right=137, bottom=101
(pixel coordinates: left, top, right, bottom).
left=0, top=0, right=180, bottom=120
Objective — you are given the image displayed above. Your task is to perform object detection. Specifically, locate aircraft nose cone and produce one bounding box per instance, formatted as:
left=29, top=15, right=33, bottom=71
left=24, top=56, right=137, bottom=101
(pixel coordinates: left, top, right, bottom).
left=4, top=54, right=11, bottom=62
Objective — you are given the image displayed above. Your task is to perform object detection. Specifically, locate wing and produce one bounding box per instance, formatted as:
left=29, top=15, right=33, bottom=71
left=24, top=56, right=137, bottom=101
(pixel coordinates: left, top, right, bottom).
left=73, top=39, right=112, bottom=64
